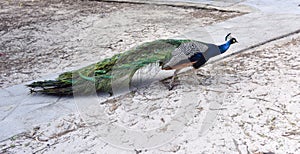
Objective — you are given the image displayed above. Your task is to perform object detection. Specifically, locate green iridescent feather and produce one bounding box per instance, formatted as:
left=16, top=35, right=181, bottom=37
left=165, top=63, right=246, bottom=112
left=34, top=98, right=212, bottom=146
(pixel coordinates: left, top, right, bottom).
left=27, top=39, right=192, bottom=95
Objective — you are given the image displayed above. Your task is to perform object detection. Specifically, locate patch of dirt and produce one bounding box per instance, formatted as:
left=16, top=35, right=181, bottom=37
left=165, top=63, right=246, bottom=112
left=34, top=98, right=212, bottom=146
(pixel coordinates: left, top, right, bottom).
left=0, top=0, right=241, bottom=88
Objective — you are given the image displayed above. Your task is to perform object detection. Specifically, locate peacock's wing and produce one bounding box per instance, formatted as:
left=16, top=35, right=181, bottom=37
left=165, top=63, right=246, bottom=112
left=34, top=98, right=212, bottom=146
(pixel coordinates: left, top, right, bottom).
left=27, top=39, right=192, bottom=95
left=162, top=41, right=209, bottom=69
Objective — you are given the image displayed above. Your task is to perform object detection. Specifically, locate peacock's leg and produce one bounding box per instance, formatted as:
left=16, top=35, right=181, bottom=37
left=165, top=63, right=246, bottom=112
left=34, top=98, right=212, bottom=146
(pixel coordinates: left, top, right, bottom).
left=192, top=68, right=202, bottom=84
left=169, top=69, right=180, bottom=90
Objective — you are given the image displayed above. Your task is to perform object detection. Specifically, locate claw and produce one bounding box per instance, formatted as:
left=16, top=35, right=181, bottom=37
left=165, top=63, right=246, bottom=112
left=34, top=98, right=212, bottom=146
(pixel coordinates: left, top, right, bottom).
left=168, top=83, right=174, bottom=90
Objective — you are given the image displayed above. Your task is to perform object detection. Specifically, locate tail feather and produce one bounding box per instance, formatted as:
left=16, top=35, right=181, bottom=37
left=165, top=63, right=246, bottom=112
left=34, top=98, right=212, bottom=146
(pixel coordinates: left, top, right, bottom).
left=27, top=39, right=188, bottom=95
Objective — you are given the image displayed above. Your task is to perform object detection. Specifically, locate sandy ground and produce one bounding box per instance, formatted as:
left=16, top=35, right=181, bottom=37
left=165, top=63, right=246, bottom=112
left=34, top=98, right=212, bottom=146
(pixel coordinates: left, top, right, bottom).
left=1, top=31, right=299, bottom=154
left=0, top=0, right=239, bottom=88
left=1, top=0, right=299, bottom=154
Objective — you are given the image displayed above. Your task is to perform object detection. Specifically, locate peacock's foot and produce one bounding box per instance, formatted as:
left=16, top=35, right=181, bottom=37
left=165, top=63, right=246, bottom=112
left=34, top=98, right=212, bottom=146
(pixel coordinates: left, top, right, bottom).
left=168, top=84, right=175, bottom=90
left=161, top=76, right=180, bottom=90
left=169, top=82, right=174, bottom=90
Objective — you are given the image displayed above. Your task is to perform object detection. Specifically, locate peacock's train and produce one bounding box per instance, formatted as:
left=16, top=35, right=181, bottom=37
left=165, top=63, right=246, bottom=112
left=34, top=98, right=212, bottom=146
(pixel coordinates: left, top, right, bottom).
left=27, top=33, right=237, bottom=95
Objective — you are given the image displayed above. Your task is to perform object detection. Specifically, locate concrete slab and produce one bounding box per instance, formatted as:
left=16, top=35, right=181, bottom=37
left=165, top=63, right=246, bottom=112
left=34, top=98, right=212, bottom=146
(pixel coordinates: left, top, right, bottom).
left=0, top=84, right=77, bottom=141
left=149, top=0, right=245, bottom=7
left=242, top=0, right=300, bottom=14
left=102, top=0, right=300, bottom=14
left=164, top=0, right=300, bottom=14
left=101, top=0, right=255, bottom=13
left=205, top=13, right=300, bottom=62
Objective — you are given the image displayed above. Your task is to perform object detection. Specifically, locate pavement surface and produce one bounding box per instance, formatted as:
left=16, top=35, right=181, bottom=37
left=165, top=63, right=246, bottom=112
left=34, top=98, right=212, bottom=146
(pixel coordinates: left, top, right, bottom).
left=0, top=0, right=300, bottom=153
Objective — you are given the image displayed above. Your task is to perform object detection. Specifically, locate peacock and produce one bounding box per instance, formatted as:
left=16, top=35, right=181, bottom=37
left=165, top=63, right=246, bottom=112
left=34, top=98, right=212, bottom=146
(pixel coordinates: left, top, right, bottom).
left=27, top=33, right=238, bottom=95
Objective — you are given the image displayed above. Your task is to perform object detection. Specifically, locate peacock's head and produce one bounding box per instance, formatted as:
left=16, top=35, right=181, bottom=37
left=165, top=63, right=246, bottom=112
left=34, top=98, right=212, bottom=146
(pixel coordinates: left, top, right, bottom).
left=225, top=33, right=238, bottom=44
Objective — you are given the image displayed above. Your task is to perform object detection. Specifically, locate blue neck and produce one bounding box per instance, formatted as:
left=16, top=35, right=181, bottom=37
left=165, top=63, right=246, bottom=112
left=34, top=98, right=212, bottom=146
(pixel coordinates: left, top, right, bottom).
left=218, top=40, right=231, bottom=53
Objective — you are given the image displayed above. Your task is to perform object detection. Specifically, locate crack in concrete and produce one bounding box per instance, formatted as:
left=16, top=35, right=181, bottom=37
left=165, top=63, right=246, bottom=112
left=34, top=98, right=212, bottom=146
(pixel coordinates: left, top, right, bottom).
left=28, top=96, right=63, bottom=112
left=0, top=101, right=22, bottom=122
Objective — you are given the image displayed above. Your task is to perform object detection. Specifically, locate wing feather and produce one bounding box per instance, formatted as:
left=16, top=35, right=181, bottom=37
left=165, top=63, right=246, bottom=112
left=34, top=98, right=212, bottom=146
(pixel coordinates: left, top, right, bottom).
left=163, top=41, right=208, bottom=69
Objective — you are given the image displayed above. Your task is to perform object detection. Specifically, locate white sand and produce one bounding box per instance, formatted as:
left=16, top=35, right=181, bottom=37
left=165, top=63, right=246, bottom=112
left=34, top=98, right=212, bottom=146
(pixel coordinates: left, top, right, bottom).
left=1, top=31, right=299, bottom=154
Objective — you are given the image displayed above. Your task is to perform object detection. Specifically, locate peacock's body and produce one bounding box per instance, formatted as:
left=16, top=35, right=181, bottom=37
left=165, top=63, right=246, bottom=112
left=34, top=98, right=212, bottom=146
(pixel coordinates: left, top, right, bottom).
left=27, top=34, right=237, bottom=95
